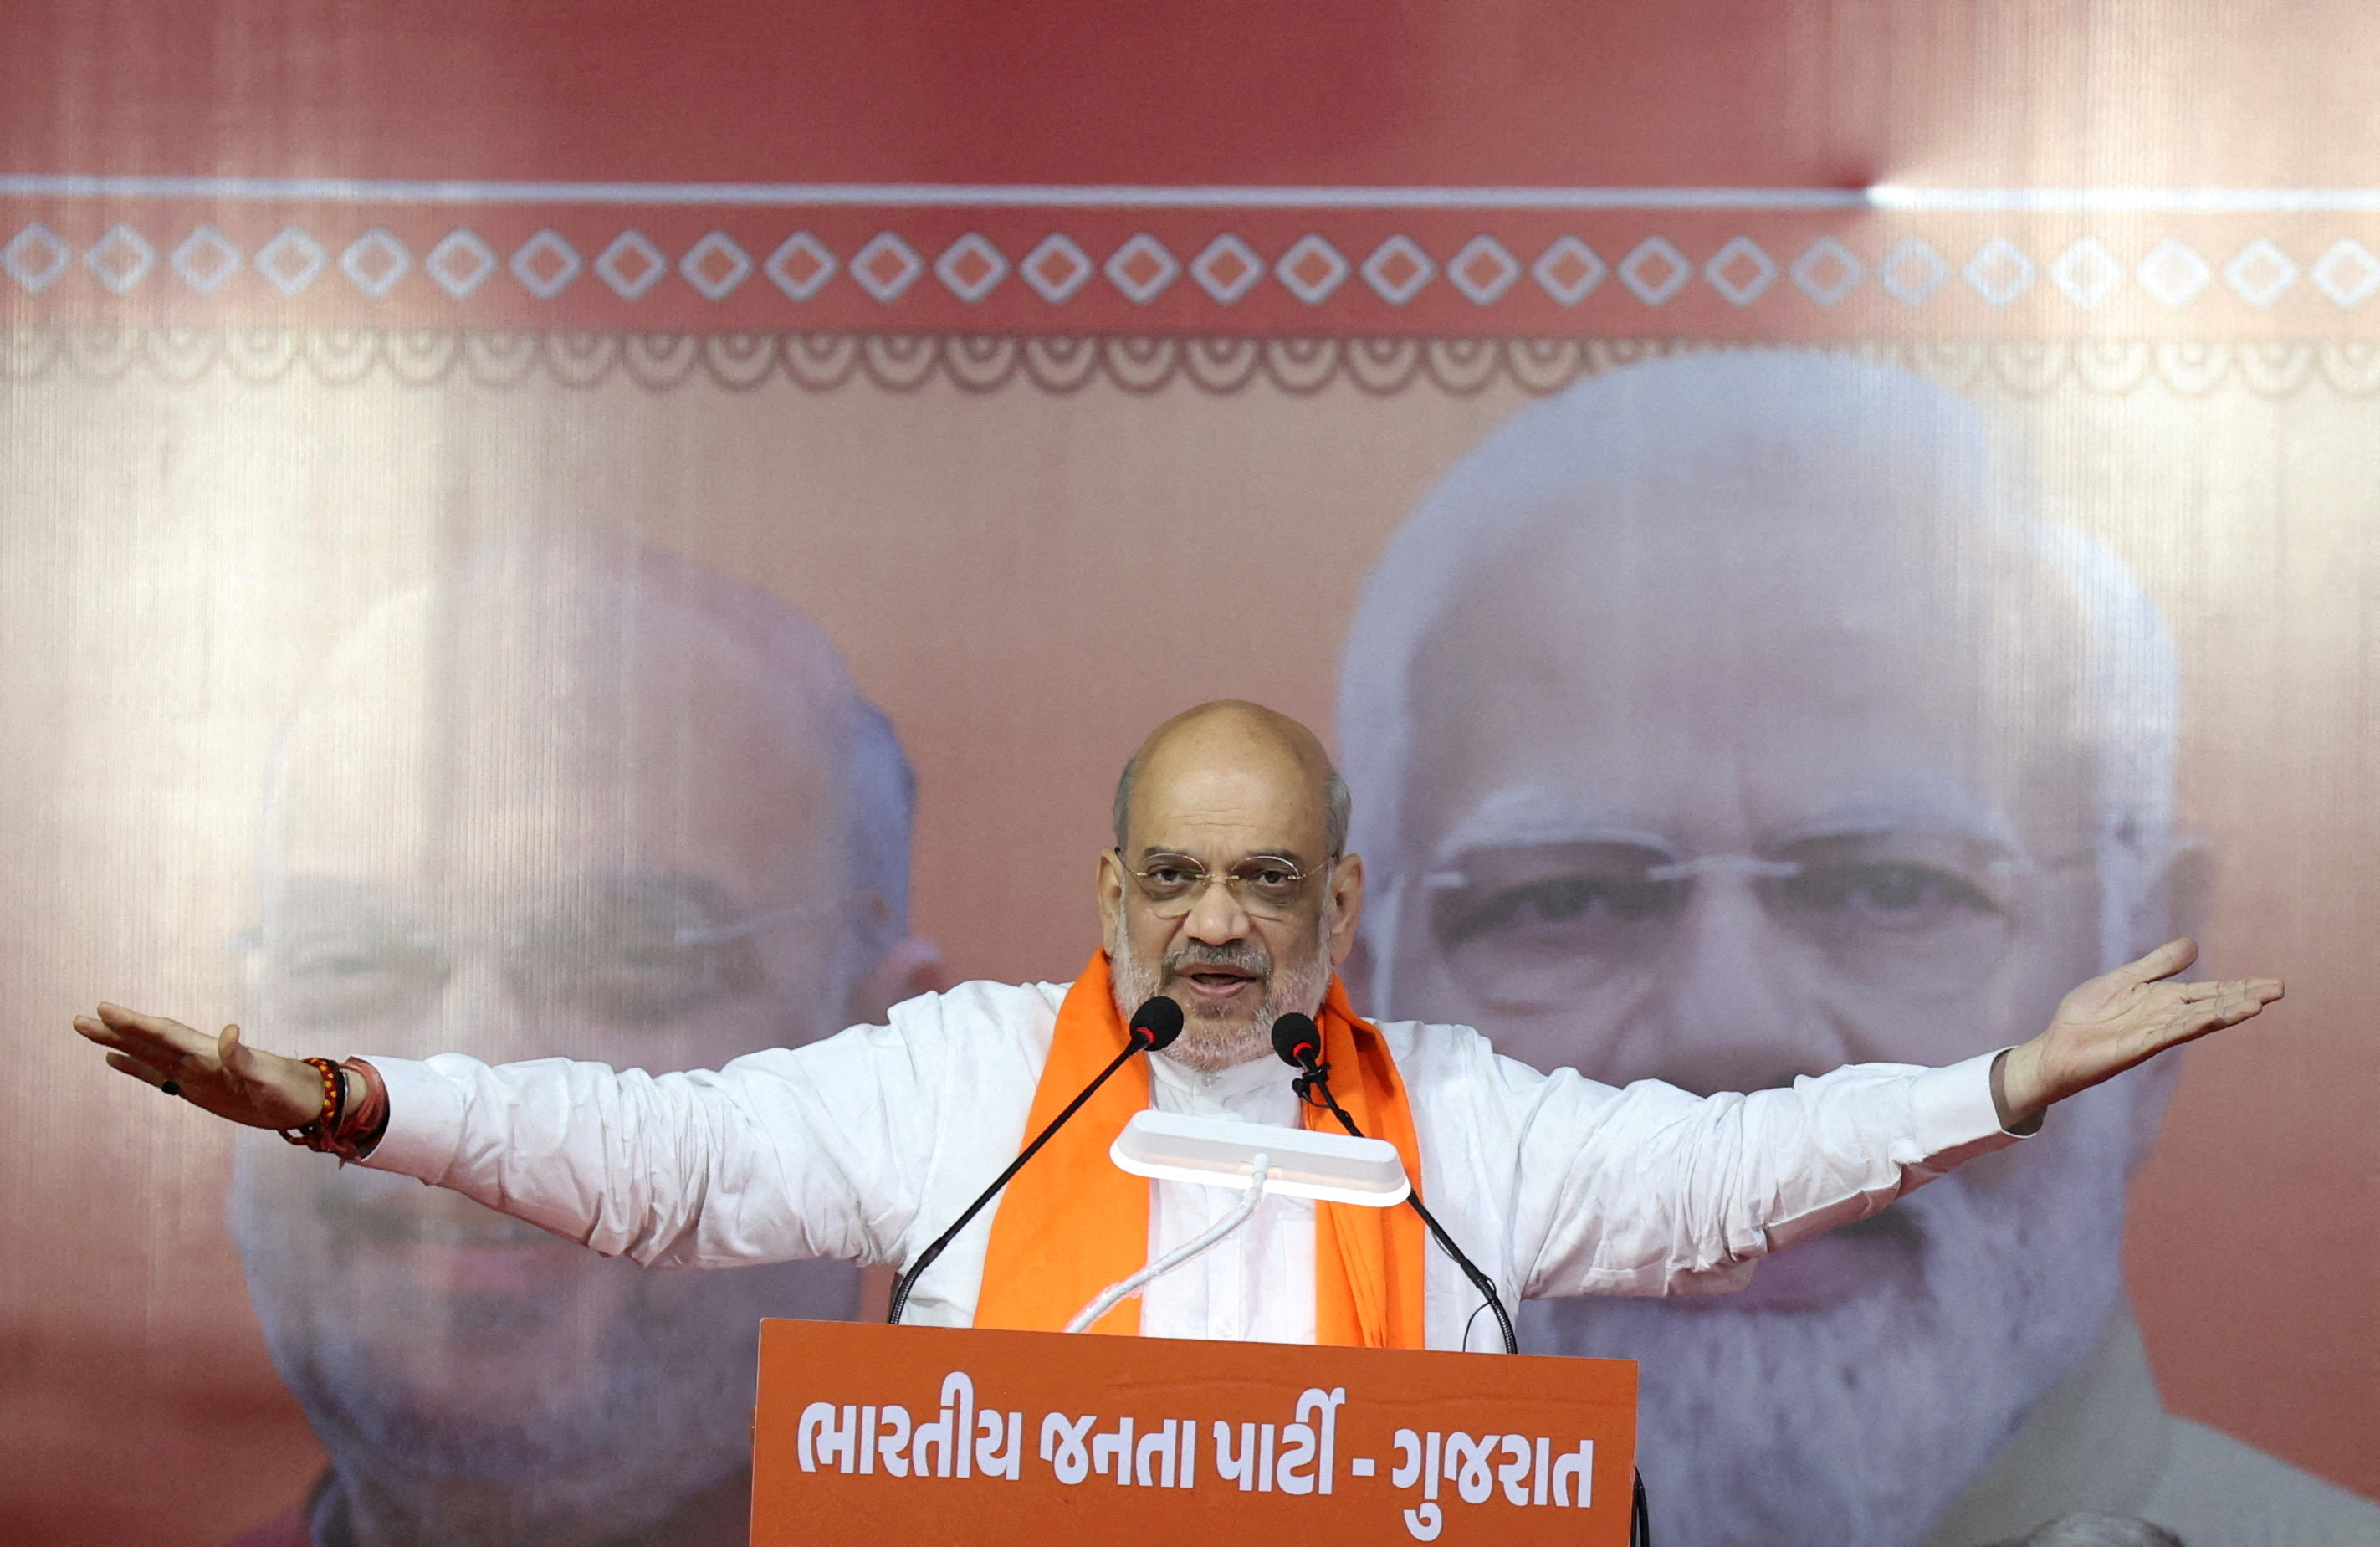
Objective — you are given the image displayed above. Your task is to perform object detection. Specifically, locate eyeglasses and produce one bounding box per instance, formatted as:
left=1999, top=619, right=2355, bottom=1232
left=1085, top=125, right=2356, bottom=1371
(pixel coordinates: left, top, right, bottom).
left=1119, top=850, right=1332, bottom=920
left=241, top=873, right=836, bottom=1032
left=1421, top=830, right=2092, bottom=1009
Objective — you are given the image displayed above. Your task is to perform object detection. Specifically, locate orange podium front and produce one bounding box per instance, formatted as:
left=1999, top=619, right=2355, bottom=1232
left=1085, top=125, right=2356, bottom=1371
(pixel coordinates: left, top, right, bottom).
left=752, top=1319, right=1636, bottom=1545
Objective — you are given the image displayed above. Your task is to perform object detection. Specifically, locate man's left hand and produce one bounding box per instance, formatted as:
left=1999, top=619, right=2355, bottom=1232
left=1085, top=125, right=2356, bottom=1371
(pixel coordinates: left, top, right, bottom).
left=1996, top=937, right=2283, bottom=1131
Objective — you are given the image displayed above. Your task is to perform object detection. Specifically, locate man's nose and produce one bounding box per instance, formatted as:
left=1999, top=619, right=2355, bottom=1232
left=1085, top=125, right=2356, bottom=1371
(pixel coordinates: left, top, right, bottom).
left=1180, top=876, right=1254, bottom=946
left=1611, top=873, right=1854, bottom=1096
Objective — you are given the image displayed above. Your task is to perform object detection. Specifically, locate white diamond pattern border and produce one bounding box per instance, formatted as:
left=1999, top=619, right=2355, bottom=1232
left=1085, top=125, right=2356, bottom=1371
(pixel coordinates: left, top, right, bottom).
left=3, top=224, right=74, bottom=293
left=509, top=230, right=581, bottom=300
left=1448, top=236, right=1521, bottom=305
left=1020, top=233, right=1093, bottom=304
left=1789, top=238, right=1863, bottom=306
left=1963, top=238, right=2036, bottom=307
left=1360, top=235, right=1435, bottom=305
left=426, top=229, right=498, bottom=299
left=934, top=233, right=1006, bottom=304
left=1704, top=237, right=1777, bottom=306
left=765, top=233, right=837, bottom=302
left=1878, top=238, right=1949, bottom=305
left=2050, top=238, right=2124, bottom=310
left=2312, top=239, right=2380, bottom=308
left=1105, top=234, right=1180, bottom=304
left=12, top=218, right=2380, bottom=324
left=851, top=233, right=924, bottom=303
left=2137, top=238, right=2213, bottom=310
left=1274, top=234, right=1349, bottom=305
left=1190, top=234, right=1265, bottom=304
left=171, top=226, right=243, bottom=293
left=84, top=224, right=156, bottom=294
left=256, top=227, right=327, bottom=296
left=596, top=231, right=669, bottom=300
left=2224, top=238, right=2298, bottom=308
left=1531, top=237, right=1605, bottom=305
left=340, top=228, right=412, bottom=298
left=683, top=232, right=756, bottom=301
left=1618, top=237, right=1692, bottom=305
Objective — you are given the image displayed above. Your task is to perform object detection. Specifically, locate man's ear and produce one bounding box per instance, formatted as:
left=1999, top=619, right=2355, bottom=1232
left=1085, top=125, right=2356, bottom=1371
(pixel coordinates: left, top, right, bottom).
left=2120, top=835, right=2216, bottom=1172
left=846, top=936, right=947, bottom=1027
left=1327, top=853, right=1367, bottom=969
left=1096, top=848, right=1128, bottom=951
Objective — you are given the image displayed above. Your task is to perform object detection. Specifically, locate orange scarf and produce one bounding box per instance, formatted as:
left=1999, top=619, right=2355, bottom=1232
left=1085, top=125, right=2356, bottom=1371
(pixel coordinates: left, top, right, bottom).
left=973, top=950, right=1428, bottom=1347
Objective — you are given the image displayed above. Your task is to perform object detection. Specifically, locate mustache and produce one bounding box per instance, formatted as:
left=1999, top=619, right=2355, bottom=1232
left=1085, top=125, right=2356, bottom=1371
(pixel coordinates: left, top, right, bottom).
left=1164, top=940, right=1272, bottom=978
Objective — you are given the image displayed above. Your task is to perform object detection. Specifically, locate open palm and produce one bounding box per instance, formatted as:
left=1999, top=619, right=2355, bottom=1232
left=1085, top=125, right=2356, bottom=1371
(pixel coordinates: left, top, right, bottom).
left=2000, top=938, right=2284, bottom=1124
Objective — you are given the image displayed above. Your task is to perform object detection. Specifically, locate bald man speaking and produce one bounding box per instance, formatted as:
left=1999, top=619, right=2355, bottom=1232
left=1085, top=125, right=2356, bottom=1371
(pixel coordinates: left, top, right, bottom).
left=79, top=701, right=2279, bottom=1355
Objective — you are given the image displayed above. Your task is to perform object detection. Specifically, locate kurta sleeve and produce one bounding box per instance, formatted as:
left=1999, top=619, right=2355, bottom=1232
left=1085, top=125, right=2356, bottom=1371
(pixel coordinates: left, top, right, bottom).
left=353, top=997, right=965, bottom=1272
left=1508, top=1049, right=2024, bottom=1299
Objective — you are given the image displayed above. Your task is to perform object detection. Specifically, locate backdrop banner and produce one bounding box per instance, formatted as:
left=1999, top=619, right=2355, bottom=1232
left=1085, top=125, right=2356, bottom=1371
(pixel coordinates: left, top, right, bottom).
left=3, top=6, right=2375, bottom=1546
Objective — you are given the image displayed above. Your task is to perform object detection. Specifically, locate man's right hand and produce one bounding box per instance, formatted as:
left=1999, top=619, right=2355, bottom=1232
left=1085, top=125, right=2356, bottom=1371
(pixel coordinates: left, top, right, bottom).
left=74, top=1004, right=325, bottom=1130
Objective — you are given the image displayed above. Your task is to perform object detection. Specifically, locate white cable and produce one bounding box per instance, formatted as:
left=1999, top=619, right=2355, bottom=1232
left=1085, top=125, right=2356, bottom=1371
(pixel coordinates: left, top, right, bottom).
left=1064, top=1154, right=1271, bottom=1334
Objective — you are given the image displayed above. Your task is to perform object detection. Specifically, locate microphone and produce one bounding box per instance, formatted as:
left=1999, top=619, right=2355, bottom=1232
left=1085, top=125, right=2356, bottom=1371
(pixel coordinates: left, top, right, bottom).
left=1270, top=1012, right=1518, bottom=1356
left=1271, top=1012, right=1323, bottom=1072
left=1127, top=994, right=1187, bottom=1053
left=888, top=995, right=1183, bottom=1324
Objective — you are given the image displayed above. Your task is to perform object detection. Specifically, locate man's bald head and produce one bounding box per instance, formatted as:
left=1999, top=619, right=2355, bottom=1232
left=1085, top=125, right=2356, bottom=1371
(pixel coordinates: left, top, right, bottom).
left=1102, top=702, right=1364, bottom=1070
left=1113, top=700, right=1351, bottom=863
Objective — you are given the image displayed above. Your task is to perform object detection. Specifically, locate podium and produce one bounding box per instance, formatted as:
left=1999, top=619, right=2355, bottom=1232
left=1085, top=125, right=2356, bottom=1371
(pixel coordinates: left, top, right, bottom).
left=751, top=1319, right=1637, bottom=1545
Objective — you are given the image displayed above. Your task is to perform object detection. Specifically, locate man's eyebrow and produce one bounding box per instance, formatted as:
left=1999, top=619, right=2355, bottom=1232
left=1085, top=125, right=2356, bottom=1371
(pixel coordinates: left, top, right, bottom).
left=1429, top=786, right=1638, bottom=864
left=1429, top=779, right=2026, bottom=863
left=1766, top=784, right=2021, bottom=849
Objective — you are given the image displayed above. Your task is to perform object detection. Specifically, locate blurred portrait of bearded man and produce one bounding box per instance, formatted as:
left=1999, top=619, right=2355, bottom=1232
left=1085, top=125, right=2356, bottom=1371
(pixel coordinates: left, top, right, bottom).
left=226, top=535, right=942, bottom=1547
left=1336, top=352, right=2380, bottom=1547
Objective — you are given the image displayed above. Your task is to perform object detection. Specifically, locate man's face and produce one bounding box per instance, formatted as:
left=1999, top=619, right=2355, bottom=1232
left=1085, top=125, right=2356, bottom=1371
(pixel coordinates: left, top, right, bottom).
left=230, top=588, right=863, bottom=1529
left=1384, top=503, right=2145, bottom=1545
left=1101, top=724, right=1360, bottom=1070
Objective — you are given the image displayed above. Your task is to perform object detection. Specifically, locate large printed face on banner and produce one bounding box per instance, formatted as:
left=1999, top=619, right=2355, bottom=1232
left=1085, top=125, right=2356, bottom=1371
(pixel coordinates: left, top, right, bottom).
left=1340, top=354, right=2193, bottom=1546
left=223, top=540, right=923, bottom=1542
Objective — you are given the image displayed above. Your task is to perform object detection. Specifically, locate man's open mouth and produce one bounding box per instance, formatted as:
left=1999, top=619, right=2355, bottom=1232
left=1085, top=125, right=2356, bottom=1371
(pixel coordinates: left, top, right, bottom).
left=1176, top=965, right=1260, bottom=996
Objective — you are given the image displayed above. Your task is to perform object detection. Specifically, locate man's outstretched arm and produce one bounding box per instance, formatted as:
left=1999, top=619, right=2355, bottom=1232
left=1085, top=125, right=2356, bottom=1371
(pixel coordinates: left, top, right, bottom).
left=72, top=1001, right=937, bottom=1271
left=1516, top=936, right=2284, bottom=1300
left=1990, top=936, right=2283, bottom=1132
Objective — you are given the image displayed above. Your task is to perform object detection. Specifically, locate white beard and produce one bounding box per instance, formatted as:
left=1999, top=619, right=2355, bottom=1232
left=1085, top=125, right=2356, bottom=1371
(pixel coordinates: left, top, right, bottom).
left=1522, top=1089, right=2133, bottom=1547
left=1110, top=912, right=1333, bottom=1072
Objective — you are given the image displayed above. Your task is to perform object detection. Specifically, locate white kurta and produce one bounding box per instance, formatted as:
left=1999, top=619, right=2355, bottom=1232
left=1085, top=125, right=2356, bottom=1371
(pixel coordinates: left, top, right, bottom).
left=359, top=977, right=2022, bottom=1352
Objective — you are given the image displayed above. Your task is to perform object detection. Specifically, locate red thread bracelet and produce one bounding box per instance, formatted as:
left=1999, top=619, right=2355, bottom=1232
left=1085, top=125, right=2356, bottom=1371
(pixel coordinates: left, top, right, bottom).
left=279, top=1056, right=345, bottom=1153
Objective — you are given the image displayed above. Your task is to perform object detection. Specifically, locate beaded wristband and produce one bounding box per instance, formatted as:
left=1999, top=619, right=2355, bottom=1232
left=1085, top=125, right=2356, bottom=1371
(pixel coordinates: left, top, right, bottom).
left=279, top=1056, right=346, bottom=1154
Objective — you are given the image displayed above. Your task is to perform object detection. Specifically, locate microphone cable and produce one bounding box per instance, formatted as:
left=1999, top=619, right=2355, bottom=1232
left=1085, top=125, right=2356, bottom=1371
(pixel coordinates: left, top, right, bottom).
left=1269, top=1014, right=1518, bottom=1358
left=886, top=994, right=1184, bottom=1326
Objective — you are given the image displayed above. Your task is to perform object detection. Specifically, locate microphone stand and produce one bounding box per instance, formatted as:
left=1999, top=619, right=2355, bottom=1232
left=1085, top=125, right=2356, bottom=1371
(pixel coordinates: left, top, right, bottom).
left=888, top=1001, right=1179, bottom=1326
left=1280, top=1020, right=1651, bottom=1547
left=1285, top=1053, right=1519, bottom=1359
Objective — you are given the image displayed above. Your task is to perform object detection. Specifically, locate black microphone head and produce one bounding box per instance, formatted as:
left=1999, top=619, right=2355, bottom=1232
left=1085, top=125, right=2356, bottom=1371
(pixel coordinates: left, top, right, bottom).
left=1272, top=1013, right=1323, bottom=1070
left=1129, top=995, right=1185, bottom=1051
